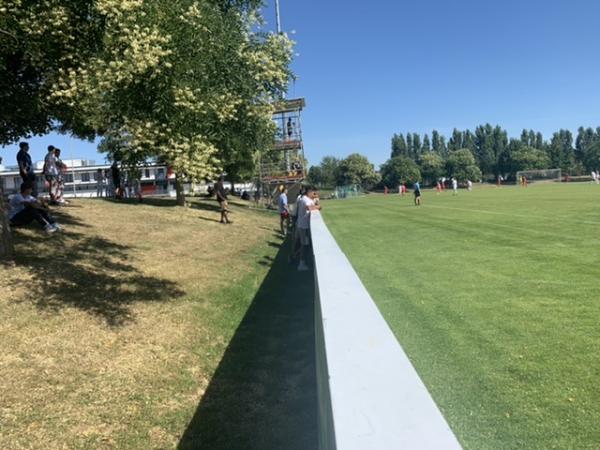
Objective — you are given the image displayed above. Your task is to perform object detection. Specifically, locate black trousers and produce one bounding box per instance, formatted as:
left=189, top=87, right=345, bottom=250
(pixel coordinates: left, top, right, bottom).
left=10, top=208, right=55, bottom=228
left=20, top=173, right=38, bottom=197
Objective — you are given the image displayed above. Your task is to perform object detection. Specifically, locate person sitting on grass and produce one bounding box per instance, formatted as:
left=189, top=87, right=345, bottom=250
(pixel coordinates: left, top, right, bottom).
left=9, top=182, right=61, bottom=233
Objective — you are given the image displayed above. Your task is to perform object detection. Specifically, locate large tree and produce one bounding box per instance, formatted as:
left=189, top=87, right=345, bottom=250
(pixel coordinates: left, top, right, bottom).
left=380, top=156, right=420, bottom=188
left=0, top=0, right=293, bottom=259
left=448, top=128, right=463, bottom=152
left=548, top=130, right=575, bottom=172
left=584, top=141, right=600, bottom=172
left=422, top=134, right=431, bottom=153
left=432, top=130, right=447, bottom=156
left=474, top=124, right=494, bottom=176
left=308, top=156, right=339, bottom=187
left=447, top=149, right=481, bottom=182
left=391, top=133, right=408, bottom=158
left=50, top=0, right=293, bottom=204
left=511, top=146, right=551, bottom=173
left=336, top=153, right=380, bottom=190
left=419, top=152, right=445, bottom=185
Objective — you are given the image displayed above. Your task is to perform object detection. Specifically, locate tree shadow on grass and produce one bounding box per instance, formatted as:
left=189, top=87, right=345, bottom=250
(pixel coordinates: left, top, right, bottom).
left=178, top=244, right=318, bottom=450
left=101, top=196, right=231, bottom=214
left=8, top=227, right=185, bottom=327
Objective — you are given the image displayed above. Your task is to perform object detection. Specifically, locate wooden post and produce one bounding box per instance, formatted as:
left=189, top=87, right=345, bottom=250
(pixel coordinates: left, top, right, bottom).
left=175, top=174, right=186, bottom=206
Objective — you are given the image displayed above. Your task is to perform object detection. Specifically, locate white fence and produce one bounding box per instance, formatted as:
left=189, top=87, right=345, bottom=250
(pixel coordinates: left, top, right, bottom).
left=311, top=211, right=462, bottom=450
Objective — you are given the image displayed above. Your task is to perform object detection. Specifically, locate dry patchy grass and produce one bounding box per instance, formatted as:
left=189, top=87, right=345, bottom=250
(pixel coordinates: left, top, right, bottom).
left=0, top=196, right=282, bottom=449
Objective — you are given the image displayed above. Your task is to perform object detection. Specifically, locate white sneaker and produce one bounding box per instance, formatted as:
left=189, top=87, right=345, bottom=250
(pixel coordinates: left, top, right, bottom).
left=297, top=261, right=310, bottom=272
left=52, top=223, right=62, bottom=231
left=44, top=224, right=57, bottom=234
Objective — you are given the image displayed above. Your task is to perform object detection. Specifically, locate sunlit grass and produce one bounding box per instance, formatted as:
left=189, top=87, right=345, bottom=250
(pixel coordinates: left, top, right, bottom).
left=0, top=197, right=283, bottom=449
left=323, top=183, right=600, bottom=450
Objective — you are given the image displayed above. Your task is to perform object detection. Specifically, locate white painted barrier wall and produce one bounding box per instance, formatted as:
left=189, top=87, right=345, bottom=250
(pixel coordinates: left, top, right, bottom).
left=311, top=210, right=462, bottom=450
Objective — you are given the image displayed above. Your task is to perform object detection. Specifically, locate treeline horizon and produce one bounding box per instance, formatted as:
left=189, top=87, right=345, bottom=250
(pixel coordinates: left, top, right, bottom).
left=390, top=124, right=600, bottom=179
left=308, top=124, right=600, bottom=190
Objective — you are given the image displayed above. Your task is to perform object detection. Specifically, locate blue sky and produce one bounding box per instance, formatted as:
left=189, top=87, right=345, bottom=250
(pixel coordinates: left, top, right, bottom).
left=3, top=0, right=600, bottom=168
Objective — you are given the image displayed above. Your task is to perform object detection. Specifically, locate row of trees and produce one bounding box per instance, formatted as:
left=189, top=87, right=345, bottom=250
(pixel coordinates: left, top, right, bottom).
left=307, top=154, right=379, bottom=189
left=389, top=125, right=600, bottom=185
left=308, top=125, right=600, bottom=191
left=1, top=0, right=294, bottom=258
left=308, top=150, right=482, bottom=190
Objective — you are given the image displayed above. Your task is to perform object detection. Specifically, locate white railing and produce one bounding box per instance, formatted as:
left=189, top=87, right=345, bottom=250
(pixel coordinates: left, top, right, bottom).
left=311, top=210, right=462, bottom=450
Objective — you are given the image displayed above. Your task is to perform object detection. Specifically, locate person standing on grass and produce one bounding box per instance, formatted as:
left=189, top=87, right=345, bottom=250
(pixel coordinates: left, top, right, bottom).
left=111, top=161, right=122, bottom=199
left=467, top=179, right=473, bottom=191
left=452, top=177, right=458, bottom=195
left=54, top=148, right=68, bottom=205
left=414, top=181, right=422, bottom=206
left=17, top=142, right=37, bottom=196
left=106, top=168, right=114, bottom=198
left=215, top=175, right=231, bottom=224
left=43, top=145, right=60, bottom=204
left=279, top=187, right=290, bottom=236
left=9, top=182, right=61, bottom=233
left=96, top=169, right=105, bottom=197
left=436, top=180, right=442, bottom=194
left=295, top=186, right=321, bottom=271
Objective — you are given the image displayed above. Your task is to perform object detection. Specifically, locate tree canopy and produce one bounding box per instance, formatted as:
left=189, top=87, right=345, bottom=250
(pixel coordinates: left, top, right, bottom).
left=389, top=124, right=600, bottom=183
left=380, top=156, right=421, bottom=188
left=446, top=149, right=482, bottom=182
left=1, top=0, right=294, bottom=185
left=321, top=153, right=380, bottom=189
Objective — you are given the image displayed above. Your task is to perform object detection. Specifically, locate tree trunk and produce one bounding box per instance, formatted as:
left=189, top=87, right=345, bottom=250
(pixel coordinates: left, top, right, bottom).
left=175, top=175, right=186, bottom=206
left=229, top=169, right=237, bottom=196
left=0, top=184, right=14, bottom=261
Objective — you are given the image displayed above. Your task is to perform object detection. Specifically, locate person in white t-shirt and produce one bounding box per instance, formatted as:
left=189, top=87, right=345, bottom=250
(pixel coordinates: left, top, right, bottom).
left=295, top=186, right=321, bottom=271
left=9, top=182, right=61, bottom=233
left=43, top=145, right=59, bottom=204
left=452, top=177, right=458, bottom=195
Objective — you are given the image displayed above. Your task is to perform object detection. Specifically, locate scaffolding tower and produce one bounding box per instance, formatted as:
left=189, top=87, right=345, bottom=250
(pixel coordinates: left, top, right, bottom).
left=258, top=98, right=306, bottom=206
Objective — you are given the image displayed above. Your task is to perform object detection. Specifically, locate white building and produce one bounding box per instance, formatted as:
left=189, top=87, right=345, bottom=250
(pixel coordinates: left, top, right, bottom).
left=0, top=159, right=179, bottom=198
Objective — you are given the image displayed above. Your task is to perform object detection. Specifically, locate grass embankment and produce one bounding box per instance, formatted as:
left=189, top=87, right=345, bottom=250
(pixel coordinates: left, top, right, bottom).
left=323, top=184, right=600, bottom=450
left=0, top=197, right=317, bottom=449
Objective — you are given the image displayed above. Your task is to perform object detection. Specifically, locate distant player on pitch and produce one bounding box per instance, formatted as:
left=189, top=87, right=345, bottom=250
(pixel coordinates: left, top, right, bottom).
left=414, top=181, right=421, bottom=206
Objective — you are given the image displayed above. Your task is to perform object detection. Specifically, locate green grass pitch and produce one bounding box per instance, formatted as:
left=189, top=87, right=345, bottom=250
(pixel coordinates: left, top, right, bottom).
left=322, top=183, right=600, bottom=450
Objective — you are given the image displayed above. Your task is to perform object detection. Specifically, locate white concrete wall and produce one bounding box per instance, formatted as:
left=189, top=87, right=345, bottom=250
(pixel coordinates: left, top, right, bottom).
left=311, top=211, right=462, bottom=450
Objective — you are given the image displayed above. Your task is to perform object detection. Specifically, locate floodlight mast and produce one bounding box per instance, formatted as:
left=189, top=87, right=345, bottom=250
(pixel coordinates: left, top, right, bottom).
left=275, top=0, right=282, bottom=34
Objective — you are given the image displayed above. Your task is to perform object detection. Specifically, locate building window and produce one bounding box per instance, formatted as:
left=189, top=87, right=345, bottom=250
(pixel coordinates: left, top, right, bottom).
left=65, top=173, right=74, bottom=183
left=81, top=173, right=91, bottom=182
left=157, top=168, right=165, bottom=179
left=145, top=169, right=151, bottom=178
